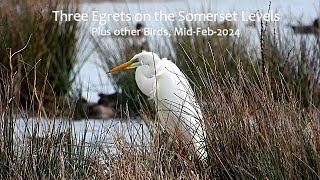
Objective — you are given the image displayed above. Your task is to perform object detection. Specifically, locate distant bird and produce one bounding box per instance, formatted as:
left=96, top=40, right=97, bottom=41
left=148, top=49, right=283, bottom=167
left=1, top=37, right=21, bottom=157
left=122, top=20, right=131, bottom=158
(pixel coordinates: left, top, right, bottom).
left=134, top=22, right=148, bottom=51
left=136, top=22, right=144, bottom=37
left=290, top=18, right=320, bottom=35
left=80, top=95, right=115, bottom=119
left=88, top=101, right=114, bottom=119
left=97, top=93, right=119, bottom=108
left=108, top=51, right=207, bottom=160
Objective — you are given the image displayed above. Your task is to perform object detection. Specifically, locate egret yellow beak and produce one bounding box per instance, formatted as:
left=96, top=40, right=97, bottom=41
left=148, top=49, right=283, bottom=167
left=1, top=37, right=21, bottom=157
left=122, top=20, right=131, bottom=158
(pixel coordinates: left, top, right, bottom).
left=108, top=59, right=141, bottom=73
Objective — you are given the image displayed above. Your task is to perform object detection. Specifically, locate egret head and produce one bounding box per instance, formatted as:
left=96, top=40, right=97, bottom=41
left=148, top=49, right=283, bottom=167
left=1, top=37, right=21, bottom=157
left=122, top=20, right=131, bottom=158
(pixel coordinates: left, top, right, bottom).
left=109, top=52, right=161, bottom=73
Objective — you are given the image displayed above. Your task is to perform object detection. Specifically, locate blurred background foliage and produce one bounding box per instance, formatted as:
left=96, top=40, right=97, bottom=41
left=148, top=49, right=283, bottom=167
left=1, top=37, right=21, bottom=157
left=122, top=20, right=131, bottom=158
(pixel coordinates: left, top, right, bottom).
left=0, top=0, right=89, bottom=115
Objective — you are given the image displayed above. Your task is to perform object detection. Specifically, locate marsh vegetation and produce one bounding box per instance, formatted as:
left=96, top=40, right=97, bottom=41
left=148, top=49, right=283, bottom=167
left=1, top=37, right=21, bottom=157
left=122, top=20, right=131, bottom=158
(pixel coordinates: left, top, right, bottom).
left=0, top=0, right=319, bottom=179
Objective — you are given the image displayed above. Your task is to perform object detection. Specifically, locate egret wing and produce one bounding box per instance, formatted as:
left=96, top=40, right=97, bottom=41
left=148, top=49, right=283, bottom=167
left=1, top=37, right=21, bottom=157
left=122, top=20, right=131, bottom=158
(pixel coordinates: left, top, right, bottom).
left=158, top=58, right=206, bottom=159
left=161, top=58, right=202, bottom=118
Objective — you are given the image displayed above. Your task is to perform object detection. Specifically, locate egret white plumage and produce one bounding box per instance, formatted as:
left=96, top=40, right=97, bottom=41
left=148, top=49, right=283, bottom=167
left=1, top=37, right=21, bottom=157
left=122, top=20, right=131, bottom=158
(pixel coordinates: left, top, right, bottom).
left=109, top=51, right=207, bottom=160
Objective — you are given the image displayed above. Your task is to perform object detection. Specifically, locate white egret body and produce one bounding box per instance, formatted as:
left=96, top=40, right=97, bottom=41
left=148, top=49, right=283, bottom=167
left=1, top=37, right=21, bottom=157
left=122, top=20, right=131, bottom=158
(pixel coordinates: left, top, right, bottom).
left=110, top=52, right=207, bottom=159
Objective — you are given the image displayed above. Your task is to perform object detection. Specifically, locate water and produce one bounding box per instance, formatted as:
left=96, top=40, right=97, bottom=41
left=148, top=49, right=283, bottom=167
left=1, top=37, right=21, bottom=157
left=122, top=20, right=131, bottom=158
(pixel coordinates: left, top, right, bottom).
left=14, top=117, right=150, bottom=152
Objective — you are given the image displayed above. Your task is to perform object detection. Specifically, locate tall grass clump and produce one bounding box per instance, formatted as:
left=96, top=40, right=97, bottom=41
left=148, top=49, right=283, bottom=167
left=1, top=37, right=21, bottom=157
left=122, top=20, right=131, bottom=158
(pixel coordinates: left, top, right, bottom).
left=194, top=52, right=320, bottom=179
left=0, top=0, right=88, bottom=115
left=0, top=49, right=103, bottom=179
left=260, top=24, right=320, bottom=107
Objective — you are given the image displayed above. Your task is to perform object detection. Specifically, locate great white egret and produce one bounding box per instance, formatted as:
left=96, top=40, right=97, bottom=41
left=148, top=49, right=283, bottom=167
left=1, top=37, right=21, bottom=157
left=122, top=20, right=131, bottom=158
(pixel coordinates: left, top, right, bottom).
left=109, top=51, right=207, bottom=160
